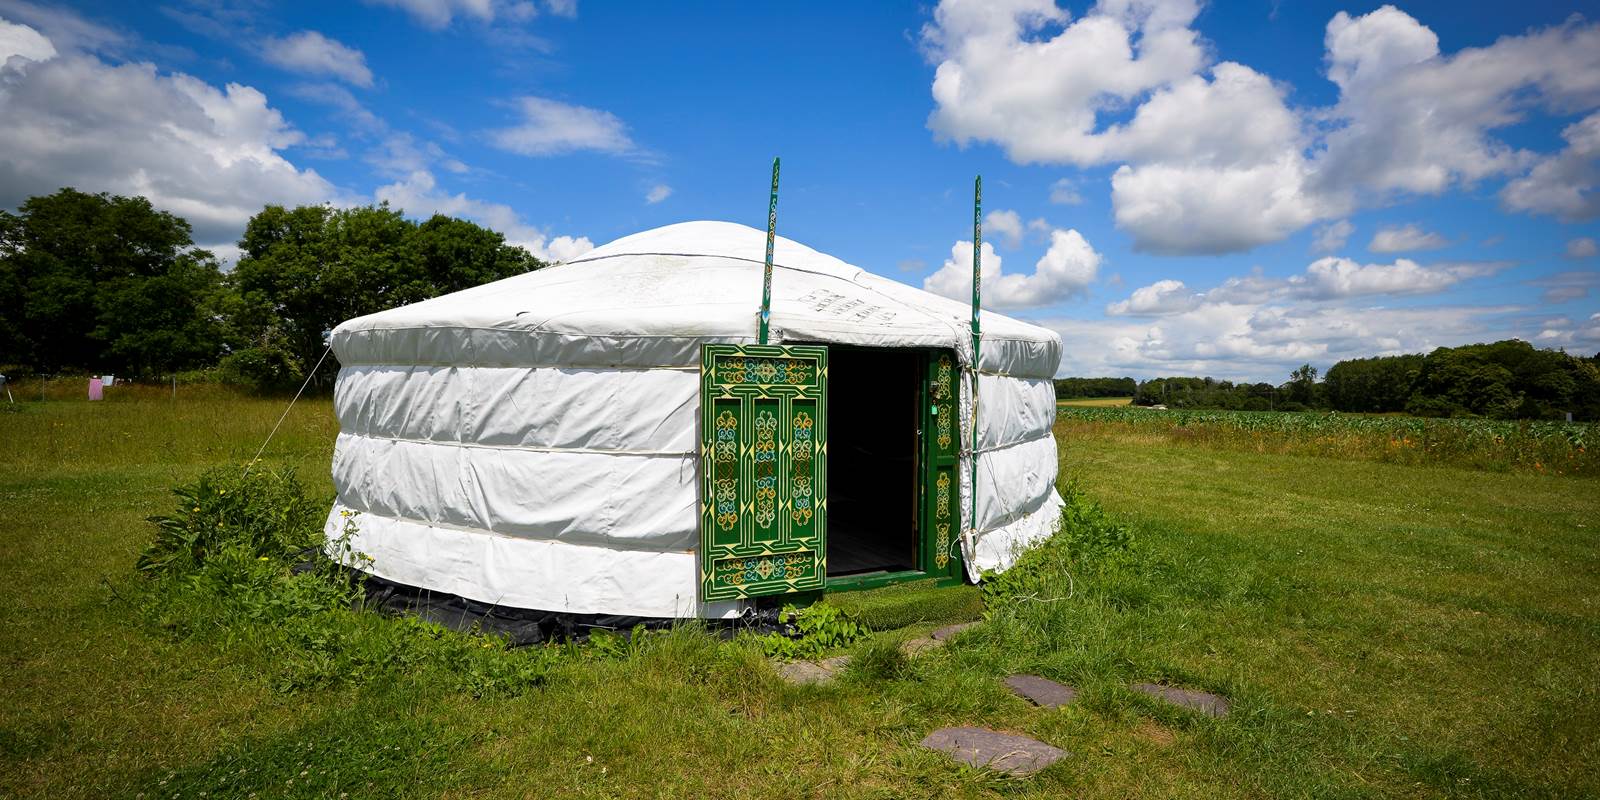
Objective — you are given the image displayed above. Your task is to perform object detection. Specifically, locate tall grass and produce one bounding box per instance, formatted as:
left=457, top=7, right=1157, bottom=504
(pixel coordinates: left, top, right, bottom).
left=1058, top=405, right=1597, bottom=476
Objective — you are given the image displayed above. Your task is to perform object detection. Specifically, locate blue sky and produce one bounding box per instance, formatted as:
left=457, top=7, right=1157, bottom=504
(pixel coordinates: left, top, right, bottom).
left=1, top=0, right=1597, bottom=380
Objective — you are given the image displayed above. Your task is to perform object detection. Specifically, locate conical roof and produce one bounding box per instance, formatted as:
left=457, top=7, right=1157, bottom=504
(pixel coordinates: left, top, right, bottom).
left=332, top=221, right=1060, bottom=378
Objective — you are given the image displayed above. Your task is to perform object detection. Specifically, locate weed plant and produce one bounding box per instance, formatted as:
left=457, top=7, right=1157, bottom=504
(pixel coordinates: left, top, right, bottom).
left=134, top=466, right=562, bottom=698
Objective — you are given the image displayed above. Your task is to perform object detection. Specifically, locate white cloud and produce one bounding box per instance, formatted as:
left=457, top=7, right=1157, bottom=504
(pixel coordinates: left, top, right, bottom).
left=1501, top=111, right=1600, bottom=222
left=1048, top=177, right=1082, bottom=205
left=1106, top=279, right=1198, bottom=315
left=1289, top=257, right=1503, bottom=299
left=924, top=227, right=1101, bottom=308
left=1317, top=10, right=1600, bottom=202
left=1046, top=302, right=1537, bottom=381
left=261, top=31, right=373, bottom=88
left=0, top=22, right=340, bottom=243
left=923, top=0, right=1205, bottom=166
left=1368, top=223, right=1447, bottom=253
left=1111, top=153, right=1330, bottom=255
left=921, top=1, right=1600, bottom=254
left=488, top=96, right=635, bottom=157
left=645, top=183, right=671, bottom=204
left=0, top=1, right=129, bottom=57
left=375, top=169, right=592, bottom=262
left=1567, top=236, right=1598, bottom=259
left=362, top=0, right=538, bottom=29
left=1313, top=219, right=1353, bottom=253
left=0, top=15, right=54, bottom=63
left=1106, top=255, right=1507, bottom=319
left=984, top=209, right=1024, bottom=248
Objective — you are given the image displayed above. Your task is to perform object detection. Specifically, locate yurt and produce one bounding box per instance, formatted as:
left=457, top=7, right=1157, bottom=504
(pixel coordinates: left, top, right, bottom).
left=325, top=221, right=1063, bottom=620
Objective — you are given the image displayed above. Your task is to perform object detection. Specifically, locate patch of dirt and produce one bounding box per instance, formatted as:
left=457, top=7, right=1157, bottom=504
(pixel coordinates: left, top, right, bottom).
left=1136, top=721, right=1176, bottom=746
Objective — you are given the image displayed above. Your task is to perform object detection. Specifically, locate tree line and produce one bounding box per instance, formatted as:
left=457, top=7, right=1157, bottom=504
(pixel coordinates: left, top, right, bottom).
left=1, top=188, right=546, bottom=388
left=1059, top=342, right=1600, bottom=422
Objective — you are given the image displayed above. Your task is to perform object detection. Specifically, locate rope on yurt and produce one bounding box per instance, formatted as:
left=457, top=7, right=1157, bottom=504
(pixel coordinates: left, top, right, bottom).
left=242, top=344, right=333, bottom=479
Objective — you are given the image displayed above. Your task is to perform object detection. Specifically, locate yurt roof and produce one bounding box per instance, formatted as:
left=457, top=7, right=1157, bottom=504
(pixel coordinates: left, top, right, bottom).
left=331, top=221, right=1061, bottom=378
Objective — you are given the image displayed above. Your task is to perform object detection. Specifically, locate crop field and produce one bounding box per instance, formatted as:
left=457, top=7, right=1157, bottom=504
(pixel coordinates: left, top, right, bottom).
left=2, top=389, right=1597, bottom=799
left=1058, top=405, right=1597, bottom=476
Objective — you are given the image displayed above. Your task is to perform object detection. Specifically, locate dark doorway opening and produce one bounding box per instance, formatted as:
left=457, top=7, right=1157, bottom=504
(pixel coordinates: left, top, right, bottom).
left=824, top=345, right=921, bottom=577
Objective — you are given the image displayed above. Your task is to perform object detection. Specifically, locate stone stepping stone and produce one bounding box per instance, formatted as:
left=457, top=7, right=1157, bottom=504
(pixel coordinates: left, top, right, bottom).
left=1004, top=675, right=1078, bottom=708
left=930, top=621, right=979, bottom=641
left=1131, top=683, right=1230, bottom=718
left=920, top=726, right=1067, bottom=777
left=775, top=660, right=835, bottom=685
left=900, top=636, right=941, bottom=655
left=775, top=655, right=852, bottom=685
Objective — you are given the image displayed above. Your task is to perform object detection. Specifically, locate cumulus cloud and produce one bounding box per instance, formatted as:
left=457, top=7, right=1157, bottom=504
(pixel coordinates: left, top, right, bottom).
left=645, top=183, right=671, bottom=204
left=984, top=209, right=1024, bottom=248
left=488, top=96, right=635, bottom=157
left=1568, top=236, right=1598, bottom=259
left=1289, top=257, right=1504, bottom=299
left=1313, top=219, right=1353, bottom=253
left=924, top=227, right=1101, bottom=308
left=1106, top=279, right=1198, bottom=315
left=0, top=15, right=54, bottom=63
left=1368, top=223, right=1447, bottom=253
left=0, top=19, right=340, bottom=244
left=921, top=1, right=1600, bottom=254
left=1501, top=111, right=1600, bottom=222
left=261, top=31, right=372, bottom=87
left=375, top=169, right=592, bottom=262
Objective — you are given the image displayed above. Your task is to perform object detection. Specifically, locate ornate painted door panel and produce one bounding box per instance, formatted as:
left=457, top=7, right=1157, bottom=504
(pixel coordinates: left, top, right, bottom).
left=699, top=343, right=828, bottom=601
left=921, top=351, right=962, bottom=579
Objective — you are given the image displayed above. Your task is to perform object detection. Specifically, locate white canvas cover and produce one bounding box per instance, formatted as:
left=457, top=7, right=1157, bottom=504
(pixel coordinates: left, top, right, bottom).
left=326, top=221, right=1063, bottom=618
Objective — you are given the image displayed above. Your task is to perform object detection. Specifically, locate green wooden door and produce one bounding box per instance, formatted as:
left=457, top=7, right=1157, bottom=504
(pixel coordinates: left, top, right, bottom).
left=700, top=343, right=828, bottom=601
left=921, top=351, right=962, bottom=579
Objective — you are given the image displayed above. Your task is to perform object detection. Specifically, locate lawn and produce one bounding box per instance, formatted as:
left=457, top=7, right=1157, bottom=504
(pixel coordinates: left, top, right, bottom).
left=2, top=390, right=1596, bottom=799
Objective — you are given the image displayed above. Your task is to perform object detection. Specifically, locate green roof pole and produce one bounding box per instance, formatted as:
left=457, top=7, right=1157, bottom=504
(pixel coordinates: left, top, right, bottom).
left=969, top=174, right=982, bottom=545
left=758, top=157, right=781, bottom=345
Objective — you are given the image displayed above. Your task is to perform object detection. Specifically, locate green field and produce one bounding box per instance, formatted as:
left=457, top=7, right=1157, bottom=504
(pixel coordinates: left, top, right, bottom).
left=3, top=390, right=1597, bottom=799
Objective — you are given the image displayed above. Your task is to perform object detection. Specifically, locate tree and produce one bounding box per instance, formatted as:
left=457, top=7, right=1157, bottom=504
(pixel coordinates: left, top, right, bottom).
left=226, top=204, right=544, bottom=386
left=0, top=188, right=227, bottom=374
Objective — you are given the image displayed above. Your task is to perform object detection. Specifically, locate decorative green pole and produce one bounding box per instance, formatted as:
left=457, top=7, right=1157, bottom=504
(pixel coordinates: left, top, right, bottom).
left=758, top=157, right=781, bottom=344
left=969, top=175, right=982, bottom=541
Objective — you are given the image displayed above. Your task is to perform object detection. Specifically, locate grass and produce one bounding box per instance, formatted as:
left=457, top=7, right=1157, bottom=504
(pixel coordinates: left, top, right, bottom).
left=1056, top=396, right=1133, bottom=407
left=2, top=391, right=1597, bottom=798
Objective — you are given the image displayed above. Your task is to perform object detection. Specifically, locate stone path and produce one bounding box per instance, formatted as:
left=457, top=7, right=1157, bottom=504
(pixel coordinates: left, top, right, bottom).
left=920, top=726, right=1067, bottom=777
left=1130, top=683, right=1230, bottom=718
left=774, top=660, right=836, bottom=685
left=930, top=621, right=979, bottom=640
left=771, top=619, right=1233, bottom=780
left=1004, top=675, right=1078, bottom=709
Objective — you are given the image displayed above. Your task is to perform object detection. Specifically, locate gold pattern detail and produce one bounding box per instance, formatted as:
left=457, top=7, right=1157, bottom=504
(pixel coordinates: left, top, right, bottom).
left=713, top=410, right=739, bottom=531
left=935, top=355, right=953, bottom=449
left=752, top=410, right=778, bottom=529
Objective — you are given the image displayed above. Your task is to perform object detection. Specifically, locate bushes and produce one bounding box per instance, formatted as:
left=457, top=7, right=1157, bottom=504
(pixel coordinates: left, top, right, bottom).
left=756, top=602, right=869, bottom=660
left=981, top=482, right=1137, bottom=610
left=135, top=466, right=560, bottom=697
left=139, top=466, right=324, bottom=575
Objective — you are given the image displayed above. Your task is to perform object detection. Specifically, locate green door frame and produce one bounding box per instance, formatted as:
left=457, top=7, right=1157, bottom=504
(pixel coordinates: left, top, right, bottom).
left=823, top=347, right=965, bottom=594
